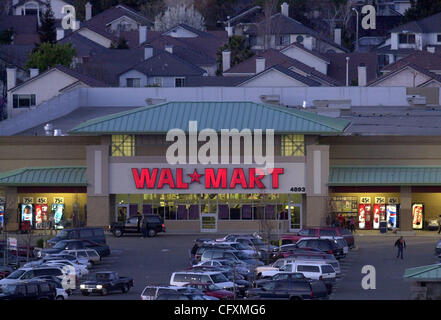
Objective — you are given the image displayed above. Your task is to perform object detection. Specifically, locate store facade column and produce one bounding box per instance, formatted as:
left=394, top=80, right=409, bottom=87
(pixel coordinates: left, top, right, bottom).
left=86, top=145, right=110, bottom=227
left=400, top=186, right=412, bottom=231
left=305, top=144, right=330, bottom=227
left=4, top=187, right=18, bottom=231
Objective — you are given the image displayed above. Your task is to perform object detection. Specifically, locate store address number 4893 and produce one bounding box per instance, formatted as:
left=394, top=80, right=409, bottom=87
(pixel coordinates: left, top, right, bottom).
left=290, top=186, right=306, bottom=193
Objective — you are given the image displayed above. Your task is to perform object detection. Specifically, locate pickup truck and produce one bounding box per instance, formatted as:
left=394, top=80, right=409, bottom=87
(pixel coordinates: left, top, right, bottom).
left=110, top=215, right=165, bottom=237
left=80, top=271, right=133, bottom=296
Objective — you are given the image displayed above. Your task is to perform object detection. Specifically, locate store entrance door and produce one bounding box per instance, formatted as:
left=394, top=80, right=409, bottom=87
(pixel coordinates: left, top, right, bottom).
left=289, top=203, right=302, bottom=232
left=115, top=204, right=129, bottom=223
left=200, top=213, right=217, bottom=232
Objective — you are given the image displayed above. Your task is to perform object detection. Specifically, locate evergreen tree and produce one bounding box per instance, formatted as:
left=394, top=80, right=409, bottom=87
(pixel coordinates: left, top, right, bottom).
left=26, top=43, right=76, bottom=72
left=402, top=0, right=441, bottom=23
left=39, top=0, right=56, bottom=44
left=216, top=35, right=254, bottom=75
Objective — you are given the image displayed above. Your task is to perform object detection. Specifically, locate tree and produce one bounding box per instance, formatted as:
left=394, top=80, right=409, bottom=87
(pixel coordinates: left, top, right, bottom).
left=39, top=0, right=57, bottom=44
left=216, top=35, right=254, bottom=75
left=25, top=43, right=76, bottom=72
left=402, top=0, right=441, bottom=23
left=154, top=2, right=205, bottom=31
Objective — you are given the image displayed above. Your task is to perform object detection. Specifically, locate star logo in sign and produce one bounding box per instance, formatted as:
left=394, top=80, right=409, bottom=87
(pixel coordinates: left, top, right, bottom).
left=188, top=169, right=203, bottom=184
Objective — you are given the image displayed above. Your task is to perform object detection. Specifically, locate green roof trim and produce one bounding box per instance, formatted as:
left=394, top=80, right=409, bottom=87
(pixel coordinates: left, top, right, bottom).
left=329, top=166, right=441, bottom=186
left=68, top=101, right=349, bottom=135
left=403, top=264, right=441, bottom=282
left=0, top=167, right=87, bottom=186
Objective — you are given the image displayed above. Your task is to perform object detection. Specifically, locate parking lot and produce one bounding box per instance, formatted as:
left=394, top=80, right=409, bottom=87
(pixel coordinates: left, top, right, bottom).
left=65, top=232, right=441, bottom=300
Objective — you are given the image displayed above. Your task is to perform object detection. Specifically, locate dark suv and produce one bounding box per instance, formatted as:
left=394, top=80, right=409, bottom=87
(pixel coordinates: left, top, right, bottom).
left=0, top=280, right=56, bottom=300
left=35, top=239, right=110, bottom=258
left=110, top=215, right=165, bottom=237
left=281, top=227, right=355, bottom=248
left=295, top=239, right=345, bottom=259
left=246, top=279, right=327, bottom=300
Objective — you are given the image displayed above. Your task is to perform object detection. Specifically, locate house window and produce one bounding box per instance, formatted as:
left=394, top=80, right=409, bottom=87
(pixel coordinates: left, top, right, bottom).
left=154, top=77, right=163, bottom=87
left=281, top=135, right=305, bottom=156
left=175, top=78, right=185, bottom=87
left=111, top=135, right=135, bottom=157
left=398, top=33, right=415, bottom=44
left=126, top=78, right=140, bottom=87
left=278, top=34, right=290, bottom=46
left=13, top=94, right=36, bottom=108
left=437, top=34, right=441, bottom=43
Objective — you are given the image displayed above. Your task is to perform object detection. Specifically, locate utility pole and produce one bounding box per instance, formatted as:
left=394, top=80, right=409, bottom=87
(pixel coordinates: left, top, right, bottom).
left=346, top=56, right=350, bottom=86
left=352, top=7, right=359, bottom=51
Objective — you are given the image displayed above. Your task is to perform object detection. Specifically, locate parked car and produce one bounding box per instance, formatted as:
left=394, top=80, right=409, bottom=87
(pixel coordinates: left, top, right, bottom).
left=271, top=245, right=324, bottom=261
left=246, top=279, right=327, bottom=300
left=110, top=215, right=165, bottom=237
left=0, top=280, right=56, bottom=300
left=140, top=285, right=200, bottom=300
left=0, top=266, right=73, bottom=288
left=27, top=254, right=91, bottom=269
left=211, top=241, right=260, bottom=258
left=60, top=249, right=101, bottom=265
left=35, top=239, right=110, bottom=258
left=201, top=249, right=263, bottom=266
left=194, top=244, right=235, bottom=262
left=0, top=266, right=13, bottom=279
left=46, top=227, right=106, bottom=248
left=193, top=260, right=251, bottom=277
left=170, top=271, right=235, bottom=290
left=33, top=276, right=69, bottom=300
left=184, top=283, right=234, bottom=300
left=295, top=238, right=345, bottom=259
left=280, top=227, right=355, bottom=248
left=80, top=271, right=133, bottom=296
left=254, top=272, right=307, bottom=287
left=156, top=292, right=218, bottom=300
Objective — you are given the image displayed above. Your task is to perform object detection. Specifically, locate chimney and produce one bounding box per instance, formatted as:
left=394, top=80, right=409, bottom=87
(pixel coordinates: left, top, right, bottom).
left=165, top=44, right=173, bottom=54
left=225, top=25, right=233, bottom=37
left=139, top=25, right=147, bottom=45
left=255, top=56, right=265, bottom=73
left=334, top=28, right=341, bottom=46
left=222, top=50, right=231, bottom=72
left=427, top=46, right=435, bottom=53
left=56, top=28, right=65, bottom=41
left=29, top=68, right=39, bottom=78
left=281, top=2, right=289, bottom=17
left=303, top=36, right=313, bottom=50
left=357, top=63, right=367, bottom=87
left=85, top=2, right=92, bottom=21
left=144, top=45, right=153, bottom=60
left=6, top=68, right=17, bottom=91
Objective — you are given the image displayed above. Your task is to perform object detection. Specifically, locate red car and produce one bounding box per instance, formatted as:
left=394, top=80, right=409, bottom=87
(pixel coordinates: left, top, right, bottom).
left=184, top=283, right=234, bottom=300
left=280, top=227, right=355, bottom=248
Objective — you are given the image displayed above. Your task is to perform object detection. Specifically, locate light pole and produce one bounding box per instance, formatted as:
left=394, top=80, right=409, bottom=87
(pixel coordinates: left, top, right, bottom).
left=352, top=7, right=359, bottom=51
left=346, top=56, right=350, bottom=87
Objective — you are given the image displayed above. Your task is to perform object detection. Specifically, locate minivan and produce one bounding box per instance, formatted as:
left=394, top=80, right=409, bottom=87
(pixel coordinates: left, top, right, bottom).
left=46, top=228, right=106, bottom=248
left=170, top=271, right=235, bottom=290
left=0, top=266, right=74, bottom=290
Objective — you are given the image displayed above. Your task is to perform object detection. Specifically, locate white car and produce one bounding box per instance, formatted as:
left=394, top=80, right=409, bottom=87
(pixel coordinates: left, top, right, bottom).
left=260, top=260, right=336, bottom=282
left=193, top=260, right=250, bottom=275
left=206, top=241, right=259, bottom=258
left=48, top=253, right=91, bottom=268
left=170, top=271, right=235, bottom=290
left=41, top=260, right=89, bottom=278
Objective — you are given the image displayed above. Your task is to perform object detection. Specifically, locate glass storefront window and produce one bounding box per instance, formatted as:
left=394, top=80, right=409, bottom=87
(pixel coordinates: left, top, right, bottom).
left=111, top=135, right=135, bottom=157
left=281, top=134, right=305, bottom=156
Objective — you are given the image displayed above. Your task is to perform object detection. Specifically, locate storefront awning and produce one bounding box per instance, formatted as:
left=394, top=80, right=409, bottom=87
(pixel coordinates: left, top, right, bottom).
left=0, top=167, right=87, bottom=186
left=329, top=166, right=441, bottom=186
left=68, top=102, right=349, bottom=135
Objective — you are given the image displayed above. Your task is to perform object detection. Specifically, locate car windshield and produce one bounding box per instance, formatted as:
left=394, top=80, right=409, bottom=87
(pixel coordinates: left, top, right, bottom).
left=207, top=283, right=221, bottom=291
left=251, top=238, right=264, bottom=246
left=234, top=251, right=250, bottom=259
left=0, top=284, right=17, bottom=294
left=6, top=269, right=26, bottom=279
left=89, top=273, right=112, bottom=281
left=322, top=265, right=335, bottom=273
left=56, top=230, right=69, bottom=239
left=210, top=273, right=228, bottom=283
left=232, top=243, right=252, bottom=250
left=53, top=241, right=67, bottom=249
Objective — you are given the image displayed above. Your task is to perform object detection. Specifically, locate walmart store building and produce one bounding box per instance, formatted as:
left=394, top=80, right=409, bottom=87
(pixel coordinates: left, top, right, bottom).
left=1, top=102, right=441, bottom=233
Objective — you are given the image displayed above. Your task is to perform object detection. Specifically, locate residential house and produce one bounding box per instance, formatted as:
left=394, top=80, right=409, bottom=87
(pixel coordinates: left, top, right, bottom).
left=380, top=50, right=441, bottom=75
left=11, top=0, right=75, bottom=22
left=368, top=63, right=441, bottom=87
left=234, top=2, right=348, bottom=54
left=6, top=64, right=105, bottom=118
left=118, top=46, right=206, bottom=88
left=377, top=12, right=441, bottom=66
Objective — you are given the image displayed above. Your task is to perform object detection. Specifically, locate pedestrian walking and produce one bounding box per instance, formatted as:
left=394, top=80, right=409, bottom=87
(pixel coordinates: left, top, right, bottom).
left=140, top=215, right=147, bottom=238
left=437, top=215, right=441, bottom=234
left=349, top=216, right=356, bottom=234
left=394, top=236, right=406, bottom=259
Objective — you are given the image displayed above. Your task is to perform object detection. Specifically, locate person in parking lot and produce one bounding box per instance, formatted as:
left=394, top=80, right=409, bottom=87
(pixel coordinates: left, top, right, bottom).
left=349, top=216, right=356, bottom=234
left=394, top=236, right=406, bottom=259
left=140, top=214, right=147, bottom=238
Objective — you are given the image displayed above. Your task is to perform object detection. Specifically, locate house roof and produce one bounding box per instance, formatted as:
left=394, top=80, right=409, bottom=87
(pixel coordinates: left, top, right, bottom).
left=0, top=15, right=38, bottom=35
left=368, top=63, right=441, bottom=86
left=163, top=24, right=213, bottom=38
left=0, top=166, right=87, bottom=186
left=280, top=42, right=331, bottom=63
left=69, top=101, right=349, bottom=135
left=326, top=52, right=378, bottom=85
left=329, top=166, right=441, bottom=186
left=58, top=32, right=107, bottom=58
left=0, top=44, right=34, bottom=70
left=12, top=0, right=45, bottom=7
left=382, top=51, right=441, bottom=72
left=8, top=65, right=106, bottom=92
left=390, top=12, right=441, bottom=33
left=237, top=65, right=322, bottom=87
left=121, top=50, right=205, bottom=77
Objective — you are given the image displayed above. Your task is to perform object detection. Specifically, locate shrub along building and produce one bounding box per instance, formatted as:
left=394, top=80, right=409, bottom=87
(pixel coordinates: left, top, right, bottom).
left=1, top=101, right=441, bottom=233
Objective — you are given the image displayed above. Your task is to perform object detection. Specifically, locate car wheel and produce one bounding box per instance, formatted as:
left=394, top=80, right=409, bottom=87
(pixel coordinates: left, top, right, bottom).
left=148, top=229, right=156, bottom=237
left=122, top=284, right=129, bottom=293
left=101, top=288, right=108, bottom=296
left=113, top=229, right=123, bottom=237
left=56, top=296, right=64, bottom=300
left=81, top=292, right=89, bottom=296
